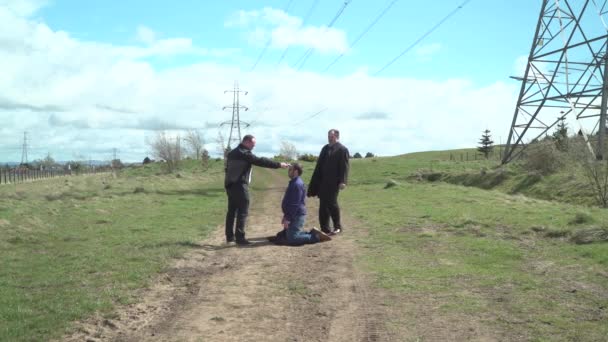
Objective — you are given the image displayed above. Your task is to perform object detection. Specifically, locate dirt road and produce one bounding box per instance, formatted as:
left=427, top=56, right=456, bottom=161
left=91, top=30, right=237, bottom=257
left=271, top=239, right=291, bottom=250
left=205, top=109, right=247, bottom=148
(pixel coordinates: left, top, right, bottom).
left=64, top=168, right=390, bottom=342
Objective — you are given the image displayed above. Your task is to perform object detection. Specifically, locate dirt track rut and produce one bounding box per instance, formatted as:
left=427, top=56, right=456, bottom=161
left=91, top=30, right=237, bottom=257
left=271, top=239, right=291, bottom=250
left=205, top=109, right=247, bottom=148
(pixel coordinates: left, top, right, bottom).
left=63, top=168, right=390, bottom=342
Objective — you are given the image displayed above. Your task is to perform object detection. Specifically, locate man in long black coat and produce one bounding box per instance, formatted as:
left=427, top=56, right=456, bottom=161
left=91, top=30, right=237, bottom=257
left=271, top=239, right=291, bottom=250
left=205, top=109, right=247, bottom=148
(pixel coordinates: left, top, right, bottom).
left=307, top=129, right=350, bottom=235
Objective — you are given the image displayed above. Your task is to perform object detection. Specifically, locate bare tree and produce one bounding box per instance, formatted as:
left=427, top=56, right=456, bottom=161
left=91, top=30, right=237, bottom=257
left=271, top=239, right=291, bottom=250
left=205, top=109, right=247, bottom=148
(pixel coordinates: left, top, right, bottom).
left=148, top=131, right=183, bottom=173
left=279, top=140, right=298, bottom=160
left=184, top=129, right=205, bottom=160
left=571, top=138, right=608, bottom=207
left=201, top=149, right=210, bottom=170
left=216, top=131, right=229, bottom=159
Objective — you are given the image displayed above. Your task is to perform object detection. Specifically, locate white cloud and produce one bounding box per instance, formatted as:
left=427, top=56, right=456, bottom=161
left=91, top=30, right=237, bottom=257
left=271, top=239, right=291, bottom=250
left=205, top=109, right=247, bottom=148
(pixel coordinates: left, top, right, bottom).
left=227, top=7, right=349, bottom=55
left=136, top=25, right=156, bottom=45
left=271, top=25, right=348, bottom=54
left=513, top=55, right=528, bottom=76
left=0, top=3, right=519, bottom=163
left=0, top=0, right=46, bottom=16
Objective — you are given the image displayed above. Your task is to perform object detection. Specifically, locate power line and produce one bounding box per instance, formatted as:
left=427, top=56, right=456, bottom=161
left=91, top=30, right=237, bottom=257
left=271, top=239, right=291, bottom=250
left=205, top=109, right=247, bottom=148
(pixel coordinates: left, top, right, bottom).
left=324, top=0, right=399, bottom=72
left=277, top=0, right=321, bottom=65
left=250, top=0, right=296, bottom=72
left=294, top=0, right=354, bottom=71
left=374, top=0, right=472, bottom=76
left=295, top=108, right=328, bottom=125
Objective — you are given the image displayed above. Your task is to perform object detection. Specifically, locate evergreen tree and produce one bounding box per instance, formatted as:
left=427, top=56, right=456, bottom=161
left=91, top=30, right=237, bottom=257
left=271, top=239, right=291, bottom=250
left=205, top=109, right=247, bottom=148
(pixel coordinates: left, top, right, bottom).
left=552, top=117, right=569, bottom=151
left=477, top=129, right=494, bottom=159
left=353, top=152, right=362, bottom=158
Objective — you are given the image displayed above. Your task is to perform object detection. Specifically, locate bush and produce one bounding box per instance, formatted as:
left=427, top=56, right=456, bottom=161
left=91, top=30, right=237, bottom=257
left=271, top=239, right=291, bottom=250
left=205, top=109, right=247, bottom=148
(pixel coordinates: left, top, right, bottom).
left=384, top=179, right=399, bottom=189
left=201, top=150, right=210, bottom=170
left=569, top=212, right=594, bottom=225
left=521, top=141, right=563, bottom=175
left=298, top=153, right=318, bottom=162
left=570, top=227, right=608, bottom=244
left=569, top=138, right=608, bottom=207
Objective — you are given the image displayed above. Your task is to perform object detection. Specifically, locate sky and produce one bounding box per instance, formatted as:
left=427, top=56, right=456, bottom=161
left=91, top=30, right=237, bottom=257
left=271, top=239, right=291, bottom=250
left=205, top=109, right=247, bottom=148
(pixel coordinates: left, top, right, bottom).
left=0, top=0, right=547, bottom=162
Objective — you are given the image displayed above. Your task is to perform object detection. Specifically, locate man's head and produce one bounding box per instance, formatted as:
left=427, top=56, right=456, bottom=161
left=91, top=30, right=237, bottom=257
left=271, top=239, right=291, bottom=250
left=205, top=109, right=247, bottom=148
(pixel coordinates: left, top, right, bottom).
left=288, top=162, right=303, bottom=179
left=327, top=129, right=340, bottom=145
left=242, top=134, right=256, bottom=150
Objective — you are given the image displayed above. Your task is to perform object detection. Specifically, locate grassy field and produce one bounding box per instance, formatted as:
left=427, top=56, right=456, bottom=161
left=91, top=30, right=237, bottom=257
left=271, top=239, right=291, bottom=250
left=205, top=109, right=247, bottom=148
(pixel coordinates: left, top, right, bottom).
left=401, top=146, right=603, bottom=207
left=341, top=153, right=608, bottom=341
left=0, top=160, right=228, bottom=341
left=2, top=150, right=607, bottom=341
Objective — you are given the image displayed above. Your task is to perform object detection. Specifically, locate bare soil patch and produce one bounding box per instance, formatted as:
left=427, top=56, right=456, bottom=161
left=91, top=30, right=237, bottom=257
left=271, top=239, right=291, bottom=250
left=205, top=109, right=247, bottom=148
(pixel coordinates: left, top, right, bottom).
left=62, top=169, right=391, bottom=342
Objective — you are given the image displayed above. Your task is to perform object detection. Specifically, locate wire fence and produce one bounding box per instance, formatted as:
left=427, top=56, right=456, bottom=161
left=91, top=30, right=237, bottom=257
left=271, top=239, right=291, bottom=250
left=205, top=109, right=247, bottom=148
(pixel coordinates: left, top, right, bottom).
left=447, top=151, right=503, bottom=162
left=0, top=166, right=111, bottom=185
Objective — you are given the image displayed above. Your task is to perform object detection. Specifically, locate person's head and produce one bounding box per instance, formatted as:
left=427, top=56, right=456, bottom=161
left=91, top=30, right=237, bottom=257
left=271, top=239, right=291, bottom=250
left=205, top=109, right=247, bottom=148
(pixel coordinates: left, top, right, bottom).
left=242, top=134, right=256, bottom=150
left=288, top=162, right=303, bottom=179
left=327, top=129, right=340, bottom=145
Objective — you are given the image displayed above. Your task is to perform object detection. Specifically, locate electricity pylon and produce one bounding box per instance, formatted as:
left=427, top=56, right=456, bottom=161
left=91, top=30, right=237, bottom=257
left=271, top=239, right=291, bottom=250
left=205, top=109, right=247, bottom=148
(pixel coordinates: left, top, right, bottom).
left=221, top=81, right=250, bottom=150
left=503, top=0, right=608, bottom=163
left=20, top=132, right=28, bottom=165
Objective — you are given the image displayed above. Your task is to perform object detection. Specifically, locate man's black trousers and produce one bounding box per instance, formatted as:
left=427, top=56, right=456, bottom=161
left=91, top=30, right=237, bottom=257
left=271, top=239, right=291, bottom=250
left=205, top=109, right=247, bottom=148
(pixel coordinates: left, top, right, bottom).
left=225, top=183, right=250, bottom=242
left=319, top=190, right=342, bottom=233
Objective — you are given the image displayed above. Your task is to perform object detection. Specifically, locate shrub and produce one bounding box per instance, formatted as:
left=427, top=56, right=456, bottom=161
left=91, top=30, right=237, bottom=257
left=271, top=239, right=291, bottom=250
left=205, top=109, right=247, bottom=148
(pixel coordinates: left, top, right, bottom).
left=569, top=138, right=608, bottom=207
left=521, top=141, right=563, bottom=175
left=570, top=228, right=608, bottom=244
left=569, top=212, right=594, bottom=225
left=384, top=179, right=399, bottom=189
left=298, top=153, right=318, bottom=162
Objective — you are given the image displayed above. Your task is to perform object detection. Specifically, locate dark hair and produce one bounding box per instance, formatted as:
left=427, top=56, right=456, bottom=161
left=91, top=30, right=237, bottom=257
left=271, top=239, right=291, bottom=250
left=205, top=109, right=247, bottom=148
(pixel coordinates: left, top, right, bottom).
left=242, top=134, right=255, bottom=143
left=328, top=129, right=340, bottom=138
left=290, top=162, right=303, bottom=176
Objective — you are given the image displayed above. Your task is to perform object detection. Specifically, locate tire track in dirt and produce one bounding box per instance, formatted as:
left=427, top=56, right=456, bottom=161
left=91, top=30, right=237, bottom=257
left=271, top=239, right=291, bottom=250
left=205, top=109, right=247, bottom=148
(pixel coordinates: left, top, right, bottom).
left=62, top=168, right=392, bottom=342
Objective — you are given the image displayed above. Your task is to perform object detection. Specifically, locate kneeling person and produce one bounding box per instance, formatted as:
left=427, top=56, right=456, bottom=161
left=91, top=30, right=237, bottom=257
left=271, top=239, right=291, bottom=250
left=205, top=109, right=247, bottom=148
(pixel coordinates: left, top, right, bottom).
left=282, top=163, right=331, bottom=245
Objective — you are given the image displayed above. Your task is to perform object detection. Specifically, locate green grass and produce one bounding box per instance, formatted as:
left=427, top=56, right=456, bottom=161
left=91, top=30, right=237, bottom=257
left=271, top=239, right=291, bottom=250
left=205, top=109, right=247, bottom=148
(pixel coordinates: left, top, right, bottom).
left=0, top=159, right=227, bottom=341
left=2, top=148, right=607, bottom=341
left=342, top=154, right=608, bottom=341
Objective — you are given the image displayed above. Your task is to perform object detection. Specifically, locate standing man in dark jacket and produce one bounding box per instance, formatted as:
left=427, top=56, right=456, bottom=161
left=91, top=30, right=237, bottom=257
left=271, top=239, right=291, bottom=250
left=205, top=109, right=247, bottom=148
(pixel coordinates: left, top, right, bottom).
left=225, top=135, right=289, bottom=245
left=307, top=129, right=350, bottom=235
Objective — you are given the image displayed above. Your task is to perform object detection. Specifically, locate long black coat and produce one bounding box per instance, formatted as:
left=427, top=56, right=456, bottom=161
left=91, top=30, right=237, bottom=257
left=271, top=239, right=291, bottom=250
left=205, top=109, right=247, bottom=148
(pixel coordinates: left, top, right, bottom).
left=307, top=142, right=349, bottom=198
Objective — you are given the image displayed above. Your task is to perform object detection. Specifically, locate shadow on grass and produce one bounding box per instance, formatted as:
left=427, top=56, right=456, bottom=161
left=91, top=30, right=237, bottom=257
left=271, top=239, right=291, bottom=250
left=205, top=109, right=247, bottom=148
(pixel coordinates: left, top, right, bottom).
left=142, top=237, right=275, bottom=251
left=45, top=191, right=99, bottom=201
left=154, top=188, right=224, bottom=197
left=99, top=187, right=225, bottom=198
left=510, top=172, right=542, bottom=194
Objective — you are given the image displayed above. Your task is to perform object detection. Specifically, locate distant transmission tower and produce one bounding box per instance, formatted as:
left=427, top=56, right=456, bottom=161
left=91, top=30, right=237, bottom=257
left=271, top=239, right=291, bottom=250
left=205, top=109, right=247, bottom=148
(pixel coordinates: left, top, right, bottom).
left=20, top=131, right=28, bottom=165
left=503, top=0, right=608, bottom=163
left=221, top=81, right=250, bottom=150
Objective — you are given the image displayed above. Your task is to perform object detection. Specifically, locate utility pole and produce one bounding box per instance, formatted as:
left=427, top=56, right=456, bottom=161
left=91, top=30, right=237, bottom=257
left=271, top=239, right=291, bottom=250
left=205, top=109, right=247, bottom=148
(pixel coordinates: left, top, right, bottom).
left=20, top=131, right=28, bottom=165
left=503, top=0, right=608, bottom=163
left=221, top=81, right=250, bottom=151
left=113, top=148, right=117, bottom=161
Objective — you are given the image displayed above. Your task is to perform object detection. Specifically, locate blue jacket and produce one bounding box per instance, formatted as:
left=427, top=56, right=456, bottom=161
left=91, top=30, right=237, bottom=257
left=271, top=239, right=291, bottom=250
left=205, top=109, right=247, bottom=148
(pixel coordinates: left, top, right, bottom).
left=282, top=176, right=307, bottom=221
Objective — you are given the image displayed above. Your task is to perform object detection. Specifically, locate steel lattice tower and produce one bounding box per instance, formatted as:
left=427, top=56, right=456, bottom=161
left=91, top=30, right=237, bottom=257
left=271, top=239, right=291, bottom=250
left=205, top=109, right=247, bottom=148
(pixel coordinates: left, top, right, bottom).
left=503, top=0, right=608, bottom=163
left=221, top=81, right=250, bottom=150
left=20, top=132, right=28, bottom=165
